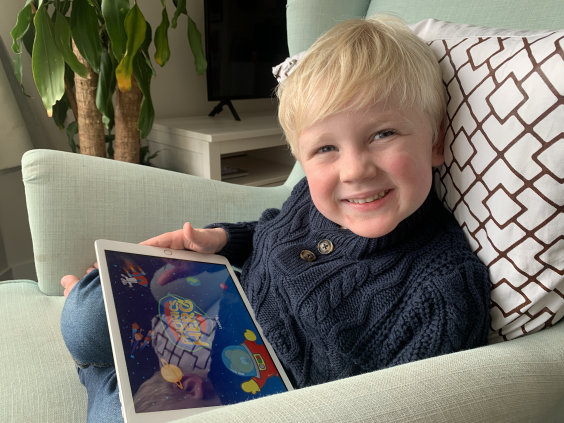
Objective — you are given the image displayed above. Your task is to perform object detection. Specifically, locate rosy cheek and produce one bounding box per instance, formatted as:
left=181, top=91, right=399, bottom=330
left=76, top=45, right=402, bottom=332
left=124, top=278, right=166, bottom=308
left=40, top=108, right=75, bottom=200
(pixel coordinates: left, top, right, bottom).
left=383, top=153, right=419, bottom=179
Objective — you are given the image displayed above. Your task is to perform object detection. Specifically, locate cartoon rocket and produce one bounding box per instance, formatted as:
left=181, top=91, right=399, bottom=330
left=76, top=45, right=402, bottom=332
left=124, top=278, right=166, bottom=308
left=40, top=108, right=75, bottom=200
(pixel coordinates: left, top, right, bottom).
left=131, top=332, right=144, bottom=358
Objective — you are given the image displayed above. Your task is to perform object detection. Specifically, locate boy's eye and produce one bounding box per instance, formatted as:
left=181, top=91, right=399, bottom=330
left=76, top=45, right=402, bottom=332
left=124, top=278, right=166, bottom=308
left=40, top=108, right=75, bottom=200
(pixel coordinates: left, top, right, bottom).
left=318, top=145, right=336, bottom=153
left=374, top=130, right=396, bottom=140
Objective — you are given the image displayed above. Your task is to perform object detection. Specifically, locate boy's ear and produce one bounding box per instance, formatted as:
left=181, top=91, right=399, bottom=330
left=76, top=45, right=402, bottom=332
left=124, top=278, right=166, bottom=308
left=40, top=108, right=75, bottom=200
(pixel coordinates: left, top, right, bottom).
left=431, top=119, right=446, bottom=167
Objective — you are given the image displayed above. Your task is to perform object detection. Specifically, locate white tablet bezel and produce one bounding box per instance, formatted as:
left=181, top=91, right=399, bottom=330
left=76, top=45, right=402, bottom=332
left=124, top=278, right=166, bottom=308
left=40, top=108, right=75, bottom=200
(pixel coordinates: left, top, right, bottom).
left=95, top=239, right=293, bottom=423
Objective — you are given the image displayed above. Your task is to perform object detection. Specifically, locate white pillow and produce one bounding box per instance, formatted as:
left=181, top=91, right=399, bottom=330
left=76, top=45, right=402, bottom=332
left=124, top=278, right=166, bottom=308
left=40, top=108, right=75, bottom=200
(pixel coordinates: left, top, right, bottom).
left=410, top=19, right=564, bottom=343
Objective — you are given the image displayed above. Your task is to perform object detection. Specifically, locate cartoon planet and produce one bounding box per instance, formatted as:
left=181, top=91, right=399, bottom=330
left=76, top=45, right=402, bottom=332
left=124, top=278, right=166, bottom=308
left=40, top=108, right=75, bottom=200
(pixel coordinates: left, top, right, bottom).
left=160, top=358, right=183, bottom=389
left=222, top=345, right=258, bottom=377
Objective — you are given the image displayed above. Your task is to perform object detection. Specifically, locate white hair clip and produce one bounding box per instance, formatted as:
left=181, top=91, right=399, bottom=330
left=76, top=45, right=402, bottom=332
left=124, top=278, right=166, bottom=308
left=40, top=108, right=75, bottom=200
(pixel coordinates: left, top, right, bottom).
left=272, top=51, right=306, bottom=84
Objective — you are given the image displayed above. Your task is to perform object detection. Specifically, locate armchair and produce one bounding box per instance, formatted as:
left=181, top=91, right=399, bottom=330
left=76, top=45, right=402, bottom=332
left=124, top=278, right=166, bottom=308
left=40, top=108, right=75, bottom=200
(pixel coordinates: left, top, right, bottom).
left=1, top=0, right=562, bottom=422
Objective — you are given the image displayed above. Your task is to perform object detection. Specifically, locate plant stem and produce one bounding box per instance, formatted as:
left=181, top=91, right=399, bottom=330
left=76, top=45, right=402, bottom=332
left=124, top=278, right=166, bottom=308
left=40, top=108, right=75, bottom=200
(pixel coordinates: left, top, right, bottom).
left=72, top=40, right=106, bottom=157
left=114, top=76, right=142, bottom=163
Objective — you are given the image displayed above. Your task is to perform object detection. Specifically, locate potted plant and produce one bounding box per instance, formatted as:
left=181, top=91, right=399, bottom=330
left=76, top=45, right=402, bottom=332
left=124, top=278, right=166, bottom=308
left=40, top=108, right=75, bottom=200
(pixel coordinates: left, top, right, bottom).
left=10, top=0, right=207, bottom=164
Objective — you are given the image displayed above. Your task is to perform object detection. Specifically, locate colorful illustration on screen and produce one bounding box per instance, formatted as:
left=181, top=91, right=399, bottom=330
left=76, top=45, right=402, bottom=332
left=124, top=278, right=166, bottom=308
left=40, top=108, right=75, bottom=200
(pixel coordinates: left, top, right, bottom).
left=159, top=293, right=215, bottom=352
left=221, top=329, right=280, bottom=395
left=130, top=322, right=153, bottom=358
left=159, top=358, right=184, bottom=389
left=185, top=276, right=201, bottom=286
left=121, top=259, right=148, bottom=287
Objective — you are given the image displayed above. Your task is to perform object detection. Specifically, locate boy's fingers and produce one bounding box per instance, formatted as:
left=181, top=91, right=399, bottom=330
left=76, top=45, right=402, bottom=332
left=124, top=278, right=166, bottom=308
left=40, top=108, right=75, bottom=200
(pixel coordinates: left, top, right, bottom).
left=139, top=237, right=157, bottom=246
left=141, top=230, right=185, bottom=250
left=85, top=262, right=99, bottom=275
left=140, top=233, right=172, bottom=248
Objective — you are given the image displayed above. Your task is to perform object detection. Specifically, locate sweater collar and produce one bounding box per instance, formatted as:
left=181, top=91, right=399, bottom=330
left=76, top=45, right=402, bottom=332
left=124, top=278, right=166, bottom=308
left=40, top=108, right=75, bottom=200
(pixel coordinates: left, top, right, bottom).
left=305, top=182, right=435, bottom=259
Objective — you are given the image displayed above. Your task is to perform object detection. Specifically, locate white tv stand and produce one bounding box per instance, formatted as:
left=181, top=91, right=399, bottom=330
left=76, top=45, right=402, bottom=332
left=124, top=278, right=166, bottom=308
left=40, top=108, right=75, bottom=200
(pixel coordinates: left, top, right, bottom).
left=147, top=112, right=295, bottom=187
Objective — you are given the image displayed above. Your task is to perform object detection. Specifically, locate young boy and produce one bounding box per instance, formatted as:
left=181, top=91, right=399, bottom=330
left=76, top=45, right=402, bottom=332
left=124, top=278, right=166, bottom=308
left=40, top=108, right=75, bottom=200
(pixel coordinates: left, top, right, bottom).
left=61, top=14, right=490, bottom=420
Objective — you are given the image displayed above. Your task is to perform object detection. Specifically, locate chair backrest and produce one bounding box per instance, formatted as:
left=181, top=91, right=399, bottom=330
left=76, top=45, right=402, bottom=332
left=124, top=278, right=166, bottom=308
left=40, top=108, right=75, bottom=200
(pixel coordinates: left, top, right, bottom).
left=286, top=0, right=563, bottom=56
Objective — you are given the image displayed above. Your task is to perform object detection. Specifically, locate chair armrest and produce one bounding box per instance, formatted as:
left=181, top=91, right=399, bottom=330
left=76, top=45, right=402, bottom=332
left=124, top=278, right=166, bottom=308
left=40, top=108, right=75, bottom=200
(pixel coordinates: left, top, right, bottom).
left=22, top=150, right=294, bottom=295
left=176, top=322, right=564, bottom=422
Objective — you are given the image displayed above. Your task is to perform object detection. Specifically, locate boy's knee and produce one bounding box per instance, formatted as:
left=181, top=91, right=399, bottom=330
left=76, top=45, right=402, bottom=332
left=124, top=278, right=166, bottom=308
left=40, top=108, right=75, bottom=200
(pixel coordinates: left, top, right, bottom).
left=61, top=269, right=113, bottom=366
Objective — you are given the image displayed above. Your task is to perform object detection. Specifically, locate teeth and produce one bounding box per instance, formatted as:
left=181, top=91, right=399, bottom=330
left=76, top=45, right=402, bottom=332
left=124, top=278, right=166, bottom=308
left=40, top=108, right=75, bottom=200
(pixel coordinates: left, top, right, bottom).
left=347, top=190, right=389, bottom=203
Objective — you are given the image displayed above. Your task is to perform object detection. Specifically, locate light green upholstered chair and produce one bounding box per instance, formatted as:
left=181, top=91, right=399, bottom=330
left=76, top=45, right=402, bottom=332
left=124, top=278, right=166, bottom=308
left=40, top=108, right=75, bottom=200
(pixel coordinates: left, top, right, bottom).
left=1, top=1, right=563, bottom=422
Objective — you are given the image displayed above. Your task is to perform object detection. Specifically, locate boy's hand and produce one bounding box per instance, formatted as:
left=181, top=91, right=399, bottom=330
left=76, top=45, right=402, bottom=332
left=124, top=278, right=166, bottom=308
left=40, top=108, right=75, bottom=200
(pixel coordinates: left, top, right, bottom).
left=140, top=222, right=228, bottom=254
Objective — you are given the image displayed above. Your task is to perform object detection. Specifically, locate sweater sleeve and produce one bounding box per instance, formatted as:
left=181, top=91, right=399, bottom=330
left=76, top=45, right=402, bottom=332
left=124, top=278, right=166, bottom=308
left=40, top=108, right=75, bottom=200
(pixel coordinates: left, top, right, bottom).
left=378, top=259, right=491, bottom=369
left=204, top=221, right=258, bottom=268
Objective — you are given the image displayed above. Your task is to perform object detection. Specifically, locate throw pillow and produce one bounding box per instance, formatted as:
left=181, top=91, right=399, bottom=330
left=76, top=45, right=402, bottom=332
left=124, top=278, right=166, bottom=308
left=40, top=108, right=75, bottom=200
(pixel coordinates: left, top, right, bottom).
left=413, top=20, right=564, bottom=343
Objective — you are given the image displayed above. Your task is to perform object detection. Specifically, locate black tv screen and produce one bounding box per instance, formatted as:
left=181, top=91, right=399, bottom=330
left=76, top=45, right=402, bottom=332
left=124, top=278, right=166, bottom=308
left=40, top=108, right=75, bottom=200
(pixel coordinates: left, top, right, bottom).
left=204, top=0, right=289, bottom=101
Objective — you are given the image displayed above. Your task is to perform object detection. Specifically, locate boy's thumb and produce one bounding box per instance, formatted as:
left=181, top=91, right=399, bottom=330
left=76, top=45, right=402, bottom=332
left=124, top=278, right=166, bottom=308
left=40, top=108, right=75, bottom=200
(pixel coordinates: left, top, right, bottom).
left=183, top=222, right=197, bottom=245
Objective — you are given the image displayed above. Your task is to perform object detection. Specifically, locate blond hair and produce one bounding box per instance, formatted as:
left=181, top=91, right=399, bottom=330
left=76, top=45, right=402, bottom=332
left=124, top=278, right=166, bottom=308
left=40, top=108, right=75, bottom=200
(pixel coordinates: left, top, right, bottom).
left=277, top=14, right=446, bottom=158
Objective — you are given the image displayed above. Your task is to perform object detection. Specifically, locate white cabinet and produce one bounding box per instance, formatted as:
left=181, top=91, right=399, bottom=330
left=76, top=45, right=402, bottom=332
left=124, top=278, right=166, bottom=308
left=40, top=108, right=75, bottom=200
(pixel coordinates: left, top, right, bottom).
left=147, top=112, right=295, bottom=187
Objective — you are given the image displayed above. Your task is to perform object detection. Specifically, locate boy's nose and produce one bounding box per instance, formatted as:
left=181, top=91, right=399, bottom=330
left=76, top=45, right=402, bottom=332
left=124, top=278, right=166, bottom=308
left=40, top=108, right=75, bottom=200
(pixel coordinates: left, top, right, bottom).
left=339, top=151, right=378, bottom=183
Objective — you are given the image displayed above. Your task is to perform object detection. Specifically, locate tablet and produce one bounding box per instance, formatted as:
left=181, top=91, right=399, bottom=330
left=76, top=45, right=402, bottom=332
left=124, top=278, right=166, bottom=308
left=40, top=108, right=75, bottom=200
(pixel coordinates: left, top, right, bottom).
left=95, top=240, right=293, bottom=423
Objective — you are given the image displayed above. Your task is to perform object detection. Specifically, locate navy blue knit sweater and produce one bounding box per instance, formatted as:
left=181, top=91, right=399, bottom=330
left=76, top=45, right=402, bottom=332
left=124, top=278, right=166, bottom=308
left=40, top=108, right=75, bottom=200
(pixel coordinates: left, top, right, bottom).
left=209, top=177, right=490, bottom=388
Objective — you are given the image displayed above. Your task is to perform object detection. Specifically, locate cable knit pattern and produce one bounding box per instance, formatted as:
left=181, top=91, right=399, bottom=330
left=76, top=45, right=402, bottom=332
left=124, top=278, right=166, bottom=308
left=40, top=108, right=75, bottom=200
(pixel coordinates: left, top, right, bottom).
left=207, top=178, right=490, bottom=388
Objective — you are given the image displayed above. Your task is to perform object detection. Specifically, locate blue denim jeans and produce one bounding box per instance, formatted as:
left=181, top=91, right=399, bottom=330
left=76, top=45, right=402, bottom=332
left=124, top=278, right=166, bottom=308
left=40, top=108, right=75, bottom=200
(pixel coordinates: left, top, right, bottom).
left=60, top=269, right=123, bottom=423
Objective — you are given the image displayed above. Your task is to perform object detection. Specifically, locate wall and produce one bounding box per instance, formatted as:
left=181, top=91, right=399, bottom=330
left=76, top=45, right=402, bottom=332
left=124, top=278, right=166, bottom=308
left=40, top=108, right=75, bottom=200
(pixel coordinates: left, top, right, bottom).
left=0, top=0, right=279, bottom=281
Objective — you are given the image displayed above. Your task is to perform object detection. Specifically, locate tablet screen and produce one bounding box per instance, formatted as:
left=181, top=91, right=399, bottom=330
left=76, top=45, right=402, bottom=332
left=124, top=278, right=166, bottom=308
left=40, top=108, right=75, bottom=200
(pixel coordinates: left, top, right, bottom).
left=103, top=250, right=289, bottom=414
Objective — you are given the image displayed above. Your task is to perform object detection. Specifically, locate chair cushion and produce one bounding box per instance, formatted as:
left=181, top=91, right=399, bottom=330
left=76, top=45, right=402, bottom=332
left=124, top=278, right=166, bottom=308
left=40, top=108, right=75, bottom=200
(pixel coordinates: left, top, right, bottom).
left=0, top=280, right=87, bottom=422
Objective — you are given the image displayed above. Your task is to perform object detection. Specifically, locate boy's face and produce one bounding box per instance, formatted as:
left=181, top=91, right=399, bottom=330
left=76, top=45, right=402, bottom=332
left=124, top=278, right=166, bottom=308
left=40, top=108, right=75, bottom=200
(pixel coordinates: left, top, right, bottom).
left=298, top=99, right=444, bottom=238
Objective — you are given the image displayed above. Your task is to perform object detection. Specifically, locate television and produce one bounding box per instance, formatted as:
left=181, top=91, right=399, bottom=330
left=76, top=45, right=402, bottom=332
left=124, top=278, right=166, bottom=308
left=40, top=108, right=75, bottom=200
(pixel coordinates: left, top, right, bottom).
left=204, top=0, right=289, bottom=120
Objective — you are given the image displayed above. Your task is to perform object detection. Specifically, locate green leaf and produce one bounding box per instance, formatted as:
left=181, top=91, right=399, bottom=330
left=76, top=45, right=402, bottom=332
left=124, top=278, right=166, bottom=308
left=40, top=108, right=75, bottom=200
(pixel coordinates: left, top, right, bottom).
left=115, top=3, right=146, bottom=92
left=22, top=18, right=35, bottom=56
left=54, top=12, right=89, bottom=78
left=66, top=120, right=79, bottom=153
left=53, top=0, right=71, bottom=14
left=90, top=0, right=102, bottom=14
left=133, top=53, right=154, bottom=139
left=96, top=50, right=117, bottom=129
left=13, top=50, right=32, bottom=97
left=140, top=22, right=156, bottom=76
left=59, top=0, right=71, bottom=15
left=140, top=21, right=152, bottom=53
left=70, top=0, right=102, bottom=73
left=154, top=6, right=170, bottom=67
left=146, top=150, right=159, bottom=161
left=101, top=0, right=130, bottom=61
left=11, top=4, right=33, bottom=54
left=187, top=16, right=207, bottom=76
left=33, top=5, right=66, bottom=116
left=52, top=93, right=70, bottom=130
left=171, top=0, right=186, bottom=29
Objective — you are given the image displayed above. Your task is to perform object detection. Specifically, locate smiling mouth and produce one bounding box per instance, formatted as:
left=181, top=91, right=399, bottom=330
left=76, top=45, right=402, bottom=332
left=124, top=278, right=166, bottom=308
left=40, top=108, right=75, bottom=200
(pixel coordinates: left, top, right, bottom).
left=346, top=190, right=390, bottom=204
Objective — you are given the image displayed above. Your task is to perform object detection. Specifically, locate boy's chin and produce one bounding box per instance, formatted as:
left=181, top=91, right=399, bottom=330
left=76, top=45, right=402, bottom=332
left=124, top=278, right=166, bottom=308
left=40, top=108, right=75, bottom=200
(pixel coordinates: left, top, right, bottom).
left=346, top=225, right=397, bottom=239
left=338, top=218, right=399, bottom=239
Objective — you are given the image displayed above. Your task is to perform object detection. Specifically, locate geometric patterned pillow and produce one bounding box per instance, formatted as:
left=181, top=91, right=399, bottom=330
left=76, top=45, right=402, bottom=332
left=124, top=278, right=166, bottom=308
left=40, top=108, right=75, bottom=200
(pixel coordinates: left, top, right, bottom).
left=427, top=30, right=564, bottom=343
